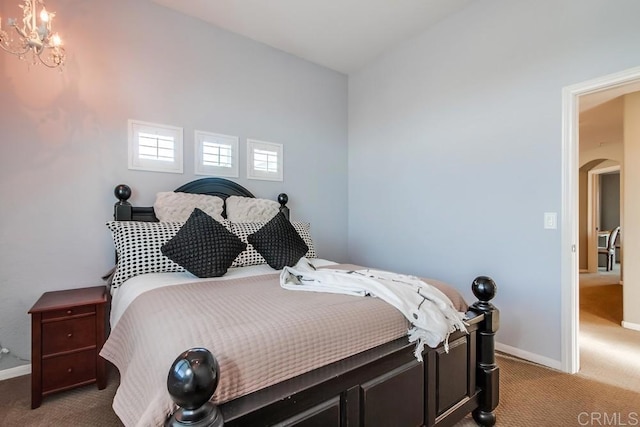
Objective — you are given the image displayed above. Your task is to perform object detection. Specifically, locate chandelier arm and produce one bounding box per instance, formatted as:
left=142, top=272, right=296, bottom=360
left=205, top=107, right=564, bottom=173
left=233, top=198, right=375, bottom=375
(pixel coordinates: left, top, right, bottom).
left=15, top=26, right=29, bottom=39
left=36, top=52, right=57, bottom=68
left=0, top=40, right=31, bottom=57
left=35, top=45, right=65, bottom=68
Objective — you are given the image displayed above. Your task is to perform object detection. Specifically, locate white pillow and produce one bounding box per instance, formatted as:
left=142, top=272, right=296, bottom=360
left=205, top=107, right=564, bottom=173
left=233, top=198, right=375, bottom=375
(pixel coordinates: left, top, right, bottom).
left=225, top=196, right=280, bottom=222
left=154, top=192, right=224, bottom=222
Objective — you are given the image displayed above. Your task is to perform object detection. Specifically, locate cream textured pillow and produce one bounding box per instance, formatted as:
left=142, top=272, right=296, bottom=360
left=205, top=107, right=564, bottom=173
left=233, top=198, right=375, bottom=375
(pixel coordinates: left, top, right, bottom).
left=154, top=192, right=224, bottom=222
left=225, top=196, right=280, bottom=222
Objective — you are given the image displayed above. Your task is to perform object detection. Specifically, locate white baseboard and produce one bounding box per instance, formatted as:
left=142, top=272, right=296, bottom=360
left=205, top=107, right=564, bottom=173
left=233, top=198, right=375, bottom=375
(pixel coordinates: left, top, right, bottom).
left=496, top=342, right=562, bottom=371
left=621, top=321, right=640, bottom=332
left=0, top=364, right=31, bottom=381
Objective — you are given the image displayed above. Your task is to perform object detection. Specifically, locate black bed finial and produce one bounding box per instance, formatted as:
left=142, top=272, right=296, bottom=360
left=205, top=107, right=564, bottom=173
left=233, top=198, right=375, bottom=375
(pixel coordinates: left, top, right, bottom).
left=278, top=193, right=290, bottom=221
left=114, top=184, right=132, bottom=206
left=471, top=276, right=497, bottom=310
left=165, top=348, right=223, bottom=427
left=113, top=185, right=133, bottom=221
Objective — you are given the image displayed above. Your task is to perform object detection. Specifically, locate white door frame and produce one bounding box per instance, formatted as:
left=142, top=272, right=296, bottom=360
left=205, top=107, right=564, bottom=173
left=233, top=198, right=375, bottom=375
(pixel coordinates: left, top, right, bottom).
left=587, top=168, right=602, bottom=273
left=561, top=66, right=640, bottom=374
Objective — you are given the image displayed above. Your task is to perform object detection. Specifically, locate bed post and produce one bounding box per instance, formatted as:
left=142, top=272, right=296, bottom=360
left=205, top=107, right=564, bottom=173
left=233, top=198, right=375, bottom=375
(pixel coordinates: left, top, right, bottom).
left=278, top=193, right=290, bottom=220
left=114, top=184, right=132, bottom=221
left=166, top=348, right=223, bottom=427
left=470, top=276, right=499, bottom=426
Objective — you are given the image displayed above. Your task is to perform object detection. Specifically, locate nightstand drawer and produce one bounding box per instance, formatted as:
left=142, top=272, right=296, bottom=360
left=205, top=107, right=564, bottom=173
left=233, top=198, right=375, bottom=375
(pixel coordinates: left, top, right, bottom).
left=42, top=349, right=96, bottom=393
left=42, top=305, right=95, bottom=321
left=42, top=316, right=96, bottom=355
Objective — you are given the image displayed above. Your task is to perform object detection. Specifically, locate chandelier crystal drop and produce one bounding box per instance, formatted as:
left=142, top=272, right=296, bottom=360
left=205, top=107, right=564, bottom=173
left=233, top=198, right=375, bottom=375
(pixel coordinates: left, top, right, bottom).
left=0, top=0, right=65, bottom=68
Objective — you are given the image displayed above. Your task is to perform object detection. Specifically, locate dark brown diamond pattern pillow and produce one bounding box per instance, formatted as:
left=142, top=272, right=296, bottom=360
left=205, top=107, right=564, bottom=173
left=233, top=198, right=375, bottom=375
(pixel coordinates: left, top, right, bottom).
left=161, top=208, right=246, bottom=277
left=247, top=212, right=309, bottom=270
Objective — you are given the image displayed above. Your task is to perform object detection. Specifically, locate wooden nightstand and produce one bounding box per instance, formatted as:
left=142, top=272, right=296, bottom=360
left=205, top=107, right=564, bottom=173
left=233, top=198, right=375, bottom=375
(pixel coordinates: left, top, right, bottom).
left=28, top=286, right=108, bottom=409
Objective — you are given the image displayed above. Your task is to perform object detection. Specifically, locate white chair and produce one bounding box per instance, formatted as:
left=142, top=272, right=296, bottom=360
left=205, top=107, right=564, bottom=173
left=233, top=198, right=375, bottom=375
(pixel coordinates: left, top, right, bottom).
left=598, top=226, right=620, bottom=271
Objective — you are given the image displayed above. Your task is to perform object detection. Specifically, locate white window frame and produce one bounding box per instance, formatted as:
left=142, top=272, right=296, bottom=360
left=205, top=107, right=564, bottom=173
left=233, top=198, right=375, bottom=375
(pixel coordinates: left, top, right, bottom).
left=194, top=130, right=239, bottom=177
left=128, top=120, right=183, bottom=174
left=247, top=139, right=283, bottom=181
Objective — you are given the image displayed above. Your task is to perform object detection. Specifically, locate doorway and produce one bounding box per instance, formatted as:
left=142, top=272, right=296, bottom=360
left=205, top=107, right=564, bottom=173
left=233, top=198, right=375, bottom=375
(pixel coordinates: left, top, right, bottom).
left=584, top=165, right=621, bottom=273
left=561, top=65, right=640, bottom=374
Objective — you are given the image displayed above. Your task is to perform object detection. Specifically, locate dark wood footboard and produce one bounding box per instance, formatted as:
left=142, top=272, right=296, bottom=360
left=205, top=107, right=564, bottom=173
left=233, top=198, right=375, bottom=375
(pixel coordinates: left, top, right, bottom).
left=165, top=278, right=499, bottom=427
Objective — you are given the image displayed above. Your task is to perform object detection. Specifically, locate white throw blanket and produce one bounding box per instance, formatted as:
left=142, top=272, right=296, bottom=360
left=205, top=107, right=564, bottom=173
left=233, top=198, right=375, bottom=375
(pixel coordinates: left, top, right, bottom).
left=280, top=259, right=467, bottom=361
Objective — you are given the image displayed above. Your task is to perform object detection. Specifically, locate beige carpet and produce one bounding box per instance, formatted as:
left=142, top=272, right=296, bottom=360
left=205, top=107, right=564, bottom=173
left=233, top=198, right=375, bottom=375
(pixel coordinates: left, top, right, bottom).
left=579, top=267, right=640, bottom=394
left=0, top=368, right=123, bottom=426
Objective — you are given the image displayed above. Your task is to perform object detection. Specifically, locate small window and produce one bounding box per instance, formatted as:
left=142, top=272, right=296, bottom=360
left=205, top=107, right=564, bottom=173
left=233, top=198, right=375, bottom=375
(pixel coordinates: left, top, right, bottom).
left=247, top=139, right=283, bottom=181
left=195, top=131, right=239, bottom=177
left=128, top=120, right=183, bottom=173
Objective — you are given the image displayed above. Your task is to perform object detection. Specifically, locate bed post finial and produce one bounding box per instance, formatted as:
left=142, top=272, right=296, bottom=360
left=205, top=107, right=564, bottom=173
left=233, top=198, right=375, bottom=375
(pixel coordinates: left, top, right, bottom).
left=166, top=348, right=223, bottom=427
left=278, top=193, right=290, bottom=220
left=114, top=184, right=132, bottom=205
left=472, top=276, right=497, bottom=310
left=114, top=185, right=132, bottom=220
left=471, top=276, right=499, bottom=427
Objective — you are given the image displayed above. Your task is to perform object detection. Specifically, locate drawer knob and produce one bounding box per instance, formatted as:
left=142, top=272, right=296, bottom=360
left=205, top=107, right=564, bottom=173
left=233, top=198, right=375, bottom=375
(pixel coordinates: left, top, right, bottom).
left=67, top=368, right=73, bottom=373
left=67, top=333, right=73, bottom=338
left=66, top=310, right=72, bottom=315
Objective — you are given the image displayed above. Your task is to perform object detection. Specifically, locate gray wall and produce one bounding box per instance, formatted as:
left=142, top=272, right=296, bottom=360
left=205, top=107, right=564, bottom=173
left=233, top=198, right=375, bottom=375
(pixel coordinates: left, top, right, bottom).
left=0, top=0, right=348, bottom=369
left=348, top=0, right=640, bottom=363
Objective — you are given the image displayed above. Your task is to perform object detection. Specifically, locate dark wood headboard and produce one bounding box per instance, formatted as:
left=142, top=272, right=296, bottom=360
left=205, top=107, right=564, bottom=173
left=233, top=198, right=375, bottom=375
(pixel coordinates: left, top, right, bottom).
left=113, top=177, right=289, bottom=221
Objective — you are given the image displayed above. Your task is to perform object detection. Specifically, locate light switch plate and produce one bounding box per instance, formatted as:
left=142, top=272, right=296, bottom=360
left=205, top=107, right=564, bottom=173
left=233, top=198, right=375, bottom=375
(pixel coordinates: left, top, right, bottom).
left=544, top=212, right=557, bottom=229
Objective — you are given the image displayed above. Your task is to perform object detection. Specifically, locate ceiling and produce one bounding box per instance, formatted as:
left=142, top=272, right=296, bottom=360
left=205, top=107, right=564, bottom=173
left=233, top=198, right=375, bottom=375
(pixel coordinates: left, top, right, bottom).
left=579, top=80, right=640, bottom=112
left=150, top=0, right=473, bottom=75
left=149, top=0, right=640, bottom=149
left=579, top=83, right=640, bottom=153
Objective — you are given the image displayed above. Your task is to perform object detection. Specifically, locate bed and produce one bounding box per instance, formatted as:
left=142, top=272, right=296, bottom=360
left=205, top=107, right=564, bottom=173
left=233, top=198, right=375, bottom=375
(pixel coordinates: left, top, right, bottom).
left=101, top=177, right=499, bottom=427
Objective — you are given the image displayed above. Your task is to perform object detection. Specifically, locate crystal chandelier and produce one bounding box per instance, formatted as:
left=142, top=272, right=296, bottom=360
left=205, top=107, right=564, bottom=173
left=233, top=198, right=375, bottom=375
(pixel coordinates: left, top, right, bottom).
left=0, top=0, right=65, bottom=68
